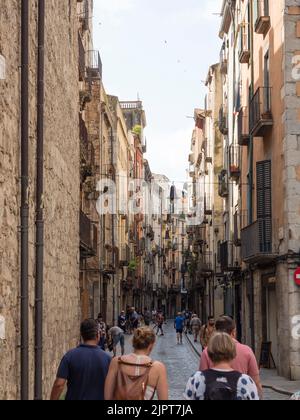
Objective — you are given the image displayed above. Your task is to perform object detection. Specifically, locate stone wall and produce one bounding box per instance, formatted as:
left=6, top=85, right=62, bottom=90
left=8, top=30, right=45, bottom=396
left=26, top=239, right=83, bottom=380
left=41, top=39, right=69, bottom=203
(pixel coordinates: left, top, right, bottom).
left=283, top=1, right=300, bottom=380
left=0, top=0, right=81, bottom=399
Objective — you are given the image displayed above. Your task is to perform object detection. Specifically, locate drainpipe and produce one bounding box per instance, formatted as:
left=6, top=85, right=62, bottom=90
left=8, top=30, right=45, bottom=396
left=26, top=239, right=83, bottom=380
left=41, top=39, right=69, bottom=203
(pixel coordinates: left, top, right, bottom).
left=34, top=0, right=45, bottom=400
left=20, top=0, right=29, bottom=401
left=249, top=0, right=255, bottom=351
left=111, top=127, right=116, bottom=324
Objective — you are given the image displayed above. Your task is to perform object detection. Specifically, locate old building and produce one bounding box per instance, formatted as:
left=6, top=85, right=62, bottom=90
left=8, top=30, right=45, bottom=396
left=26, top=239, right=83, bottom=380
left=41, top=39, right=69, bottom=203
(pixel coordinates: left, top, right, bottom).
left=120, top=101, right=147, bottom=312
left=0, top=1, right=81, bottom=399
left=216, top=0, right=300, bottom=379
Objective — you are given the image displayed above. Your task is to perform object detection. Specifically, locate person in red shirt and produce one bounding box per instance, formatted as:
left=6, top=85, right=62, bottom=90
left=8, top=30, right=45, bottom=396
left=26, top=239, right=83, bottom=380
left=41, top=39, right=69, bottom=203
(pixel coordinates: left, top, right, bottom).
left=200, top=316, right=263, bottom=398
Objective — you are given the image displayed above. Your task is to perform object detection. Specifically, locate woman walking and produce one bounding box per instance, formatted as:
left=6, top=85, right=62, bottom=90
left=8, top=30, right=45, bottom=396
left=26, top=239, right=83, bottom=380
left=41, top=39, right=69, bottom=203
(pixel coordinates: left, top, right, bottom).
left=105, top=327, right=168, bottom=400
left=184, top=332, right=259, bottom=400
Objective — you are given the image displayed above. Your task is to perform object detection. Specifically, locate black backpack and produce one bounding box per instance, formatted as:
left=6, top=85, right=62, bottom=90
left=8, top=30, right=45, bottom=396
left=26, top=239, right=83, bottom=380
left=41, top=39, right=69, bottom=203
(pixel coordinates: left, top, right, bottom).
left=203, top=370, right=242, bottom=401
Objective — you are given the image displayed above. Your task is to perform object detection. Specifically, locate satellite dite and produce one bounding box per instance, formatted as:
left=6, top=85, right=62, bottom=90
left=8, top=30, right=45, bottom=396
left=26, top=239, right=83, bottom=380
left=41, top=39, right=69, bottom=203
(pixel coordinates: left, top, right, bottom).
left=0, top=54, right=6, bottom=80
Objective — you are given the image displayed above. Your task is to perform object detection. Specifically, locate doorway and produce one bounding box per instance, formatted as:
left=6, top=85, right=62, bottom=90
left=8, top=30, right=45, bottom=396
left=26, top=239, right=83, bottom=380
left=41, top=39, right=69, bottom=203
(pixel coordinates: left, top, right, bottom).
left=262, top=279, right=278, bottom=368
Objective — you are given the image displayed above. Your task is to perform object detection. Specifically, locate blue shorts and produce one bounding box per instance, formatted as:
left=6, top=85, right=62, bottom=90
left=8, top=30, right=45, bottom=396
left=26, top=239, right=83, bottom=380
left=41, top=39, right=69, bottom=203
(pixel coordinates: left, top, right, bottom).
left=176, top=329, right=183, bottom=334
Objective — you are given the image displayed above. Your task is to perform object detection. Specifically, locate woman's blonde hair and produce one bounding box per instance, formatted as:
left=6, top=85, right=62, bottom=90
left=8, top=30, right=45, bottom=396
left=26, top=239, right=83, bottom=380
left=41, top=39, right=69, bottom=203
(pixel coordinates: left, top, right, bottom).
left=207, top=332, right=236, bottom=364
left=133, top=327, right=156, bottom=350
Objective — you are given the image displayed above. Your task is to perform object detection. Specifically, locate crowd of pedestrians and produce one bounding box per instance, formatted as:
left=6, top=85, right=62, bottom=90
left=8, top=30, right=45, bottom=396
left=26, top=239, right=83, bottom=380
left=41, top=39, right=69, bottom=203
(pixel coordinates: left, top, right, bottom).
left=50, top=311, right=300, bottom=401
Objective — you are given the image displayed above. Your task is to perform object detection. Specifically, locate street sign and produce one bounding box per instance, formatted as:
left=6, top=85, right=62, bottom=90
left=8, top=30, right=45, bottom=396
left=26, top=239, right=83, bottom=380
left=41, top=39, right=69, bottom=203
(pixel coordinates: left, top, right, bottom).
left=294, top=268, right=300, bottom=287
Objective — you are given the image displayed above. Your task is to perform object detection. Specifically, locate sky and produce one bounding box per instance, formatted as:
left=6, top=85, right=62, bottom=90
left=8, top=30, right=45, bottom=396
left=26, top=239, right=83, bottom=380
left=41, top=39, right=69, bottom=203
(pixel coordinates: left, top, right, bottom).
left=93, top=0, right=223, bottom=183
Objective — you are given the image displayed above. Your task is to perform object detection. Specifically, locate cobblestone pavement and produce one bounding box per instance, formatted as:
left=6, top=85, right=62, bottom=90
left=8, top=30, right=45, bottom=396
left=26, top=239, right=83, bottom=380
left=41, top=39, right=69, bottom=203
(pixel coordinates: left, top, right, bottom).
left=150, top=322, right=199, bottom=400
left=263, top=389, right=289, bottom=400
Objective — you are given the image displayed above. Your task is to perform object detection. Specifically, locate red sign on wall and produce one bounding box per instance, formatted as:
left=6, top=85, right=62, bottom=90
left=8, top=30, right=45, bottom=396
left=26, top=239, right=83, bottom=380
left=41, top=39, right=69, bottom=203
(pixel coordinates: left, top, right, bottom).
left=294, top=268, right=300, bottom=287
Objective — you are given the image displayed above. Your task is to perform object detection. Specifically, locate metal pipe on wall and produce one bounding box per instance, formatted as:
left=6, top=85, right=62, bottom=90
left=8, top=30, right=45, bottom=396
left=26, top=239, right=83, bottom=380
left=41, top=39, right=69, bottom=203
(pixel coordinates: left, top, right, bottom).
left=20, top=0, right=30, bottom=401
left=34, top=0, right=45, bottom=401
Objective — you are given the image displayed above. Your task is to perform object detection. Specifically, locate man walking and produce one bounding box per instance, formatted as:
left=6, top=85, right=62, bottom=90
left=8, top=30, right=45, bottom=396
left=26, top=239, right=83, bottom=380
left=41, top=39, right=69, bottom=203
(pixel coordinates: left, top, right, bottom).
left=200, top=316, right=216, bottom=349
left=174, top=312, right=185, bottom=344
left=96, top=313, right=106, bottom=350
left=108, top=325, right=125, bottom=357
left=130, top=307, right=139, bottom=332
left=156, top=310, right=165, bottom=336
left=118, top=310, right=126, bottom=333
left=50, top=319, right=111, bottom=401
left=190, top=313, right=202, bottom=343
left=143, top=307, right=152, bottom=326
left=200, top=316, right=263, bottom=398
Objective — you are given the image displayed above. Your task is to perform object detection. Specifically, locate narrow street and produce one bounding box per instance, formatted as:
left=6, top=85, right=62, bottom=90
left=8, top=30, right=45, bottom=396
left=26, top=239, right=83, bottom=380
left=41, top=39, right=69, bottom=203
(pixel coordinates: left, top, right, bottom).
left=1, top=0, right=300, bottom=401
left=150, top=323, right=199, bottom=400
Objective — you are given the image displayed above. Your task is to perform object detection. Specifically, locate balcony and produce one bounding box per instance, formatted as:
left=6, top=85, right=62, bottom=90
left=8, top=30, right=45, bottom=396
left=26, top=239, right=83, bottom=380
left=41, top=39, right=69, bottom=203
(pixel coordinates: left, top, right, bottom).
left=80, top=211, right=97, bottom=258
left=169, top=262, right=179, bottom=271
left=194, top=226, right=205, bottom=245
left=103, top=250, right=116, bottom=275
left=239, top=24, right=250, bottom=64
left=200, top=252, right=213, bottom=274
left=78, top=0, right=89, bottom=32
left=218, top=170, right=229, bottom=198
left=220, top=241, right=240, bottom=272
left=229, top=144, right=241, bottom=180
left=241, top=218, right=278, bottom=264
left=218, top=106, right=228, bottom=135
left=250, top=87, right=273, bottom=137
left=203, top=139, right=212, bottom=164
left=234, top=210, right=248, bottom=247
left=86, top=50, right=102, bottom=80
left=121, top=279, right=134, bottom=291
left=78, top=32, right=85, bottom=81
left=120, top=101, right=143, bottom=110
left=79, top=113, right=89, bottom=163
left=254, top=0, right=271, bottom=36
left=204, top=195, right=212, bottom=216
left=168, top=284, right=181, bottom=294
left=238, top=107, right=250, bottom=146
left=129, top=229, right=136, bottom=243
left=220, top=43, right=228, bottom=75
left=146, top=226, right=155, bottom=241
left=119, top=245, right=130, bottom=267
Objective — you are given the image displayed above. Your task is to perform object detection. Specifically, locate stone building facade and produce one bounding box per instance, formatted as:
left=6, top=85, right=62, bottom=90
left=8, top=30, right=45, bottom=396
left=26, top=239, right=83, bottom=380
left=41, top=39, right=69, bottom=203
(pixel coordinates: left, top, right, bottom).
left=0, top=1, right=81, bottom=399
left=206, top=0, right=300, bottom=380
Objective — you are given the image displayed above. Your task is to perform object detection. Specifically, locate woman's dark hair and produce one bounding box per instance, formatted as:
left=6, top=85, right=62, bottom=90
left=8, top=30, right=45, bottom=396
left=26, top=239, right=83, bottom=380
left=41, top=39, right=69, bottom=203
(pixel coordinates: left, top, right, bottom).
left=81, top=319, right=99, bottom=341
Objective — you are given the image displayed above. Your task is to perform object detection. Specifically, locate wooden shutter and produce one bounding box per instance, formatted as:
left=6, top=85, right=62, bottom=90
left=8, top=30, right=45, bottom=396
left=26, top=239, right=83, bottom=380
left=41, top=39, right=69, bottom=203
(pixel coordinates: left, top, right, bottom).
left=256, top=160, right=272, bottom=252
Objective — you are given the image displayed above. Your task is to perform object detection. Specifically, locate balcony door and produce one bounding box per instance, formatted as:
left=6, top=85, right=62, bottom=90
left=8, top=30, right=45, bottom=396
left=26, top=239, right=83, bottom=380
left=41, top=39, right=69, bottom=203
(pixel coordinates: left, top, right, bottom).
left=257, top=160, right=272, bottom=253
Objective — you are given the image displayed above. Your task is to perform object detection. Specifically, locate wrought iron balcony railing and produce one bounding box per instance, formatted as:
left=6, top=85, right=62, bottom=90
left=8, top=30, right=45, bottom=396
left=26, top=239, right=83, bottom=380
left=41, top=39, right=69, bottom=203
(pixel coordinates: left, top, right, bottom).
left=218, top=105, right=228, bottom=135
left=250, top=87, right=273, bottom=137
left=229, top=144, right=241, bottom=180
left=241, top=218, right=278, bottom=264
left=238, top=107, right=250, bottom=146
left=86, top=50, right=102, bottom=80
left=218, top=170, right=229, bottom=198
left=80, top=211, right=97, bottom=258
